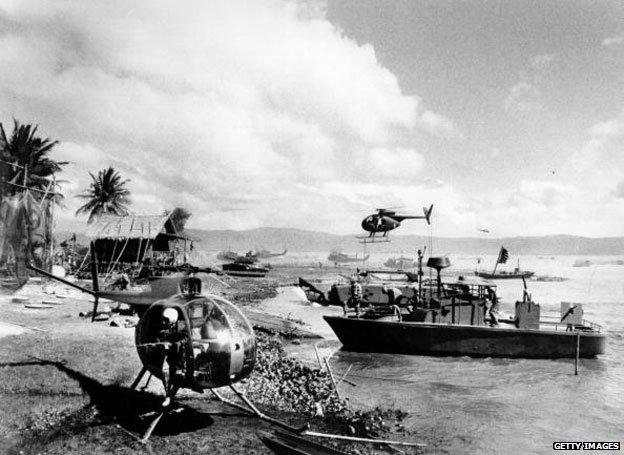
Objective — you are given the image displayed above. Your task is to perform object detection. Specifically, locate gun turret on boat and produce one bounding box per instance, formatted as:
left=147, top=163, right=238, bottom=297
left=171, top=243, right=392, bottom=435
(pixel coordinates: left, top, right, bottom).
left=298, top=269, right=421, bottom=307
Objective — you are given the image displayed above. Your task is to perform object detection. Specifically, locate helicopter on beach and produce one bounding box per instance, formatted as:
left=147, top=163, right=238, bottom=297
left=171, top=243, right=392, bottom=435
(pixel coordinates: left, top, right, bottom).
left=359, top=204, right=434, bottom=243
left=27, top=247, right=303, bottom=442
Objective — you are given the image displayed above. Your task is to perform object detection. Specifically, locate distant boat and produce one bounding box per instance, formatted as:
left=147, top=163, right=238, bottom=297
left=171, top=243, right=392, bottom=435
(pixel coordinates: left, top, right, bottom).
left=221, top=263, right=269, bottom=278
left=384, top=256, right=416, bottom=269
left=327, top=250, right=369, bottom=264
left=475, top=270, right=535, bottom=280
left=217, top=250, right=258, bottom=264
left=255, top=249, right=288, bottom=259
left=475, top=246, right=534, bottom=280
left=573, top=259, right=592, bottom=268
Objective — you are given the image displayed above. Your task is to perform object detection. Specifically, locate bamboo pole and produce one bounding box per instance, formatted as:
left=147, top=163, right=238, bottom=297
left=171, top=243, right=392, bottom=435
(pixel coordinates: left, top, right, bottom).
left=323, top=357, right=340, bottom=399
left=207, top=273, right=231, bottom=288
left=303, top=430, right=427, bottom=448
left=336, top=365, right=352, bottom=386
left=314, top=342, right=324, bottom=370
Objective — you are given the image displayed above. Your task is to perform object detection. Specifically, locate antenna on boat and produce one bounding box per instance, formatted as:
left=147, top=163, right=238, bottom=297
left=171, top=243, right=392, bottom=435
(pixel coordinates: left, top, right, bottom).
left=417, top=247, right=426, bottom=303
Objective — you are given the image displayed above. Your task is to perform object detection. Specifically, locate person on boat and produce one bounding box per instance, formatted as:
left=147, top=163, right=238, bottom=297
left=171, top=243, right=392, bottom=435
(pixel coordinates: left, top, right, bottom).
left=347, top=278, right=363, bottom=316
left=382, top=285, right=402, bottom=306
left=485, top=286, right=499, bottom=326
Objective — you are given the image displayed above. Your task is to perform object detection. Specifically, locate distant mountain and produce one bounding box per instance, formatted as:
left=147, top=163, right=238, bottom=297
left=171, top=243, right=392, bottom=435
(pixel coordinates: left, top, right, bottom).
left=186, top=227, right=624, bottom=256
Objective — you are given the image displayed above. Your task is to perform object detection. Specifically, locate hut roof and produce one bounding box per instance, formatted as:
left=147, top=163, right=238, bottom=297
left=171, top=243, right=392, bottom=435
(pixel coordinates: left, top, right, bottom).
left=85, top=214, right=185, bottom=240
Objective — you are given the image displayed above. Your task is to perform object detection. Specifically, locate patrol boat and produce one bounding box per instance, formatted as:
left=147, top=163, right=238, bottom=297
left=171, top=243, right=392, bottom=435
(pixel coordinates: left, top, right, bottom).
left=322, top=256, right=605, bottom=359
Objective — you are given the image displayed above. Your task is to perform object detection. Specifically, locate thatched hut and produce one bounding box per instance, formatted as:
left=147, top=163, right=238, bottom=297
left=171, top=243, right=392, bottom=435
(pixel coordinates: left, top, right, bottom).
left=85, top=213, right=192, bottom=271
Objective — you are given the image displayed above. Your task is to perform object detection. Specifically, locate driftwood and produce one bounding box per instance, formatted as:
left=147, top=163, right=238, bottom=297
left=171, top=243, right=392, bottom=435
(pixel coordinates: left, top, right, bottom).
left=304, top=430, right=427, bottom=448
left=323, top=357, right=340, bottom=399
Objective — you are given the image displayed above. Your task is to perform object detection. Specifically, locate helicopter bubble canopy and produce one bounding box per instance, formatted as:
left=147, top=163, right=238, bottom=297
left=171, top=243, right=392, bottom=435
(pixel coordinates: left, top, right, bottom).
left=135, top=293, right=256, bottom=390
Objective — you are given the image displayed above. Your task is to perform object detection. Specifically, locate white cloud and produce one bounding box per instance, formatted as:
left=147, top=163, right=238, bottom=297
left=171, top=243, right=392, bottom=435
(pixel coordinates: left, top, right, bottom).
left=0, top=0, right=458, bottom=233
left=614, top=181, right=624, bottom=199
left=418, top=111, right=461, bottom=138
left=504, top=81, right=543, bottom=114
left=602, top=35, right=624, bottom=47
left=362, top=147, right=425, bottom=179
left=516, top=180, right=574, bottom=207
left=587, top=116, right=624, bottom=139
left=504, top=53, right=555, bottom=115
left=529, top=54, right=554, bottom=71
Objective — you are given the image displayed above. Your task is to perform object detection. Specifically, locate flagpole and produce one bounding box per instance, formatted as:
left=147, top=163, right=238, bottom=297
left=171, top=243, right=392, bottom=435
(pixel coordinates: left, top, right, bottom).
left=492, top=247, right=501, bottom=275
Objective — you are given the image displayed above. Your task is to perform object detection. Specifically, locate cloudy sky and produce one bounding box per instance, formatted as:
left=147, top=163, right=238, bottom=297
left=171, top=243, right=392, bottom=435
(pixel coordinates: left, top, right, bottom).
left=1, top=0, right=623, bottom=237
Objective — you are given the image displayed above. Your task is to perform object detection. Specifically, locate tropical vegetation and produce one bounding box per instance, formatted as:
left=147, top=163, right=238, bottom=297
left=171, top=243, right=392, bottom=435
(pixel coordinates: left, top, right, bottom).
left=168, top=207, right=192, bottom=233
left=0, top=119, right=65, bottom=198
left=75, top=167, right=131, bottom=223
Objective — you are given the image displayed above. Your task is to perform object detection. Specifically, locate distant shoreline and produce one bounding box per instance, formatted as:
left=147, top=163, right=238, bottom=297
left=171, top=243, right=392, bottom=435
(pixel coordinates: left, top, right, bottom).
left=55, top=227, right=624, bottom=256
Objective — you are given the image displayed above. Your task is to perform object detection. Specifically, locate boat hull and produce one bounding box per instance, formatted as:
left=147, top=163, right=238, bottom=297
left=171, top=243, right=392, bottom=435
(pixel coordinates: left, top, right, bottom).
left=221, top=264, right=269, bottom=277
left=475, top=271, right=535, bottom=280
left=222, top=270, right=268, bottom=277
left=323, top=316, right=605, bottom=358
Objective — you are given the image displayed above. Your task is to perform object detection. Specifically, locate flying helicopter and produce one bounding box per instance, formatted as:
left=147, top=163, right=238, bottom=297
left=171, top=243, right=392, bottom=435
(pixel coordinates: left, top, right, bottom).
left=359, top=204, right=434, bottom=243
left=27, top=245, right=305, bottom=442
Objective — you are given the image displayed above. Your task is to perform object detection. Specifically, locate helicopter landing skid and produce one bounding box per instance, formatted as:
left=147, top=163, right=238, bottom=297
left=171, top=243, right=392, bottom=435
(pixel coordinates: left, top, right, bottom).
left=356, top=236, right=391, bottom=244
left=136, top=385, right=181, bottom=443
left=128, top=370, right=308, bottom=443
left=211, top=386, right=309, bottom=434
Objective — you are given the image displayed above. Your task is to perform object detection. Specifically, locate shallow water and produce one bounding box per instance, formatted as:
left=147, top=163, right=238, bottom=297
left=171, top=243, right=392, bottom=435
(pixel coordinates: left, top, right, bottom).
left=259, top=254, right=624, bottom=454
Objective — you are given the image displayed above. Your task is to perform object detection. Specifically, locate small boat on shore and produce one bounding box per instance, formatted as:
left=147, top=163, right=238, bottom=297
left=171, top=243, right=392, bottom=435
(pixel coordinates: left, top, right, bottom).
left=323, top=255, right=605, bottom=359
left=258, top=430, right=349, bottom=455
left=221, top=263, right=269, bottom=278
left=217, top=250, right=259, bottom=264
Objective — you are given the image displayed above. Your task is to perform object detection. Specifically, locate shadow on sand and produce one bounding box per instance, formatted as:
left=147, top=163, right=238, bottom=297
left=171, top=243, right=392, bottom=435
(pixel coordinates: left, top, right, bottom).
left=1, top=359, right=215, bottom=449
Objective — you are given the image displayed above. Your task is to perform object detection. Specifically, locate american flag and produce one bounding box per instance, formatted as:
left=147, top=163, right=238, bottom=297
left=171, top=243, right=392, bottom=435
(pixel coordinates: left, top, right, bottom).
left=497, top=246, right=509, bottom=264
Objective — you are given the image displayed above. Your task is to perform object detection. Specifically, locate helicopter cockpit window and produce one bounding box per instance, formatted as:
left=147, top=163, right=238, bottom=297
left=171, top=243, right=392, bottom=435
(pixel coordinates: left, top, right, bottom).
left=206, top=295, right=255, bottom=373
left=209, top=295, right=254, bottom=338
left=190, top=302, right=204, bottom=319
left=187, top=298, right=230, bottom=343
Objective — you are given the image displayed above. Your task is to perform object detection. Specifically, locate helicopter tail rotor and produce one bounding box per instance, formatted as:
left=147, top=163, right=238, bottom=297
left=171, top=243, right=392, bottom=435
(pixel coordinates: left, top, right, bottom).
left=423, top=204, right=434, bottom=225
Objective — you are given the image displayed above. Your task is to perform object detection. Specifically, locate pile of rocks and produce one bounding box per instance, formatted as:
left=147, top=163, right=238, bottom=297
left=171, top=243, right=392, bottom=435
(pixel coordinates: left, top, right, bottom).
left=243, top=333, right=407, bottom=439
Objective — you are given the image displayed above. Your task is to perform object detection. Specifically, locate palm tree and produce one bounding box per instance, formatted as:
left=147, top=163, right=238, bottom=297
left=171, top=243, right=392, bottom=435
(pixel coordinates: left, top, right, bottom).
left=0, top=119, right=66, bottom=196
left=168, top=207, right=192, bottom=233
left=76, top=167, right=131, bottom=223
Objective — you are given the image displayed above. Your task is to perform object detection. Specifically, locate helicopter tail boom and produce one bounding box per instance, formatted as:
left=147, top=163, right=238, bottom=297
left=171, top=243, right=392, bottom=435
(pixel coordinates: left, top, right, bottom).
left=387, top=204, right=434, bottom=224
left=27, top=263, right=96, bottom=297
